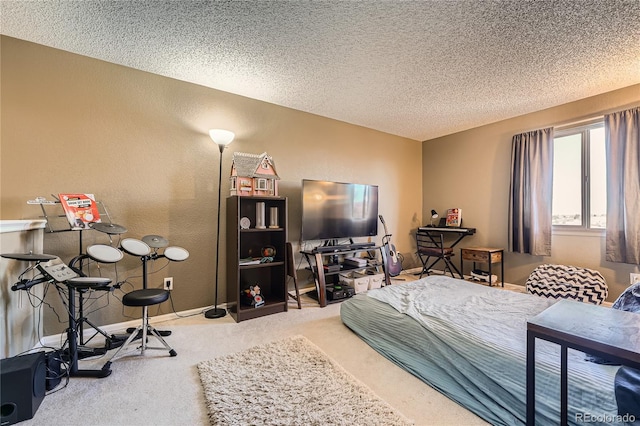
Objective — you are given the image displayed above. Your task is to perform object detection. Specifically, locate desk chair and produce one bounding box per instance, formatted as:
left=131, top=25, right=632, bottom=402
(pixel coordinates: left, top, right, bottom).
left=103, top=288, right=176, bottom=370
left=286, top=242, right=302, bottom=309
left=416, top=229, right=462, bottom=278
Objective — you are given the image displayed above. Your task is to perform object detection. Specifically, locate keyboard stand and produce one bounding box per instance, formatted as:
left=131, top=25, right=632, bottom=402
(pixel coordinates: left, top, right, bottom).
left=60, top=278, right=114, bottom=378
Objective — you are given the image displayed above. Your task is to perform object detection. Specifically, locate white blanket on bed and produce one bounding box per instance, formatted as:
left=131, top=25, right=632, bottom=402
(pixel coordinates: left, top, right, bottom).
left=368, top=275, right=554, bottom=358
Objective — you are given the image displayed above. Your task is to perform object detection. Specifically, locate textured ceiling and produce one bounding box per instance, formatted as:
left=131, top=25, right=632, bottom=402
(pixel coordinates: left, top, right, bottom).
left=1, top=1, right=639, bottom=141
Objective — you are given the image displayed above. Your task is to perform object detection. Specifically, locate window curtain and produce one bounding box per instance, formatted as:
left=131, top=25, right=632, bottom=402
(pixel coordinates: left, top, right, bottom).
left=605, top=107, right=640, bottom=264
left=508, top=128, right=554, bottom=256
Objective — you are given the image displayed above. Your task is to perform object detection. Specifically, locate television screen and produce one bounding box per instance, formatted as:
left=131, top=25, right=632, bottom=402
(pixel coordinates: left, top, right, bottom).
left=301, top=179, right=378, bottom=241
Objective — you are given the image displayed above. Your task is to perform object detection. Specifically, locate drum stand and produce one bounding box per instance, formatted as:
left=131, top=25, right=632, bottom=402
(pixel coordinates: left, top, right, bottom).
left=66, top=254, right=127, bottom=360
left=75, top=285, right=127, bottom=351
left=60, top=279, right=113, bottom=378
left=26, top=197, right=128, bottom=377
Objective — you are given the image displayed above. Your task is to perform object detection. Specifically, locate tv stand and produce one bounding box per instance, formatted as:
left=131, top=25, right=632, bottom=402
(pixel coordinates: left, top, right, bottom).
left=301, top=245, right=389, bottom=307
left=313, top=242, right=376, bottom=253
left=322, top=238, right=352, bottom=246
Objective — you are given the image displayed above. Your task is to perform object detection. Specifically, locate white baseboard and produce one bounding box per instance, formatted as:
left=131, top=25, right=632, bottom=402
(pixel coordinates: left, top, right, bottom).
left=36, top=304, right=226, bottom=348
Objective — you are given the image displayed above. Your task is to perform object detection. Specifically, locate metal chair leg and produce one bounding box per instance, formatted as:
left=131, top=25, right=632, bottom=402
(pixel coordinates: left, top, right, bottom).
left=102, top=304, right=176, bottom=372
left=140, top=306, right=149, bottom=354
left=148, top=325, right=176, bottom=354
left=102, top=323, right=143, bottom=369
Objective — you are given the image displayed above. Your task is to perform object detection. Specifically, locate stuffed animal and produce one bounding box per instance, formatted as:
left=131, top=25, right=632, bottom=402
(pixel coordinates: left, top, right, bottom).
left=241, top=284, right=265, bottom=308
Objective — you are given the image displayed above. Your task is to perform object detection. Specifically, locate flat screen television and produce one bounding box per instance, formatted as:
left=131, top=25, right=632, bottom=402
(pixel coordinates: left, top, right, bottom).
left=301, top=179, right=378, bottom=242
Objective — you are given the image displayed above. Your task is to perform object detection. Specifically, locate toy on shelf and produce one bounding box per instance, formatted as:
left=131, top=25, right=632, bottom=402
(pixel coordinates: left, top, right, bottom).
left=241, top=284, right=265, bottom=308
left=230, top=152, right=280, bottom=197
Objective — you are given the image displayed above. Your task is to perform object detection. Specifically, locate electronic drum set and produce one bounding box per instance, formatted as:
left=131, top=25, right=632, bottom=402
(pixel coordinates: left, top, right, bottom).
left=2, top=219, right=189, bottom=380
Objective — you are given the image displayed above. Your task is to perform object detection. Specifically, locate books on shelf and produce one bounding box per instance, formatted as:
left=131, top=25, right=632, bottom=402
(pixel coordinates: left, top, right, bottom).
left=58, top=193, right=101, bottom=230
left=445, top=208, right=462, bottom=227
left=239, top=257, right=261, bottom=265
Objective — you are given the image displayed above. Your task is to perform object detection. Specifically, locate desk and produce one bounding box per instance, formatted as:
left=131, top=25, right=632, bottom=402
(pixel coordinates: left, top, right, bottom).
left=416, top=227, right=476, bottom=278
left=526, top=300, right=640, bottom=426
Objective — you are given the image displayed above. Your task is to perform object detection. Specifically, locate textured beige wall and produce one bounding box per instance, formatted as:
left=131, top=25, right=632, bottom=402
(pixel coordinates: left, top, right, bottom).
left=1, top=36, right=421, bottom=333
left=422, top=84, right=640, bottom=300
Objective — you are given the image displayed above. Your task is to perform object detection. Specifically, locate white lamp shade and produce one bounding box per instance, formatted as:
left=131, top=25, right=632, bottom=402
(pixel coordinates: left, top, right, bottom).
left=209, top=129, right=235, bottom=146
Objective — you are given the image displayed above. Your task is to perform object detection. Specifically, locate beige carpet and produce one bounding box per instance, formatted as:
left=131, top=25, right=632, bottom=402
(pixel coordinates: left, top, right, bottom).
left=19, top=275, right=489, bottom=425
left=198, top=335, right=413, bottom=425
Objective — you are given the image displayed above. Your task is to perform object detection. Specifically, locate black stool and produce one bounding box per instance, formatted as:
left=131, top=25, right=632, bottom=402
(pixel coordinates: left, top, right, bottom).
left=103, top=288, right=176, bottom=369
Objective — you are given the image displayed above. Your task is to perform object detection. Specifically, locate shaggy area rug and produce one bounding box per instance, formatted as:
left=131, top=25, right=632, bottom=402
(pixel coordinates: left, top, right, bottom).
left=197, top=335, right=413, bottom=425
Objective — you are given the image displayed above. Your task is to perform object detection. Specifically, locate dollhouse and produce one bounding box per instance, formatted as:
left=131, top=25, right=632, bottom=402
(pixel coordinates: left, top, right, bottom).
left=229, top=152, right=280, bottom=196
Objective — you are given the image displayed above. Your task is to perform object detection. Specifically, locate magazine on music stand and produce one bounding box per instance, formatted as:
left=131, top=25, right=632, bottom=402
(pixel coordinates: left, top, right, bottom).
left=445, top=208, right=462, bottom=227
left=59, top=193, right=101, bottom=230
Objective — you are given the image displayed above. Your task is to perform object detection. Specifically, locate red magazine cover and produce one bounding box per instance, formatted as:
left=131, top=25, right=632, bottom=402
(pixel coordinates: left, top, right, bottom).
left=59, top=194, right=101, bottom=230
left=445, top=208, right=462, bottom=227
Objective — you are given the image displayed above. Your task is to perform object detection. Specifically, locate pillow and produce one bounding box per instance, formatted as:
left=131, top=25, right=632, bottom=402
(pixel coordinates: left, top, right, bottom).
left=585, top=283, right=640, bottom=364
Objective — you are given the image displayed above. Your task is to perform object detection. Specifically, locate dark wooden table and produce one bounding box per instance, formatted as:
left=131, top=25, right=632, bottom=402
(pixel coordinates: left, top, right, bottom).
left=526, top=299, right=640, bottom=426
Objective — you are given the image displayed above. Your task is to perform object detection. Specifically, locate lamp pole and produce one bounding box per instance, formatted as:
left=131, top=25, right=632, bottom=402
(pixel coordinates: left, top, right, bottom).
left=204, top=129, right=234, bottom=319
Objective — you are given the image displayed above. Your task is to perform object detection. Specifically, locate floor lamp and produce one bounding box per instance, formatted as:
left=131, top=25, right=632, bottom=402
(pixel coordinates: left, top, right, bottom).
left=204, top=129, right=235, bottom=319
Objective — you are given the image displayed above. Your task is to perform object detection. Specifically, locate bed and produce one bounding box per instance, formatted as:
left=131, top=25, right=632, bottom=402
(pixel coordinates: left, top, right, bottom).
left=340, top=275, right=622, bottom=425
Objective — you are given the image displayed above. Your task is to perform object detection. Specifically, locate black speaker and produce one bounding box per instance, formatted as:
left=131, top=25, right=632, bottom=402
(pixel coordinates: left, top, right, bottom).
left=1, top=352, right=46, bottom=425
left=45, top=350, right=62, bottom=391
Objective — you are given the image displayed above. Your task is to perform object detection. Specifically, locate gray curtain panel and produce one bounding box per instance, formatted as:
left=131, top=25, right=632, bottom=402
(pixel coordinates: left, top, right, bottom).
left=605, top=106, right=640, bottom=264
left=508, top=128, right=554, bottom=256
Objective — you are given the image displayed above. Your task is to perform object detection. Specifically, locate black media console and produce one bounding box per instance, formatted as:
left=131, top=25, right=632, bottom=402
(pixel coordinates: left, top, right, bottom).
left=301, top=244, right=388, bottom=307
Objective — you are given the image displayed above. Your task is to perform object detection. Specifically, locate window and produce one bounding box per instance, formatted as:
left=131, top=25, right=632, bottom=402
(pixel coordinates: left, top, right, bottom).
left=239, top=179, right=252, bottom=192
left=552, top=121, right=606, bottom=229
left=255, top=178, right=268, bottom=190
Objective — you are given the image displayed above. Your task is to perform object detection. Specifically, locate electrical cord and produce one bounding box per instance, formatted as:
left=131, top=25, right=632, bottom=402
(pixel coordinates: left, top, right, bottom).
left=162, top=291, right=208, bottom=318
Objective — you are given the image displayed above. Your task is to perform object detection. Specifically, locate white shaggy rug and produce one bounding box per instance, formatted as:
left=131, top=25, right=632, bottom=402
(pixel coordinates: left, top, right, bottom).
left=197, top=335, right=413, bottom=425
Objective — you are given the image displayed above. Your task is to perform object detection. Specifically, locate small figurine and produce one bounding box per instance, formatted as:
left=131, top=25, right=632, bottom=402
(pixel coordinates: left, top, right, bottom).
left=242, top=284, right=265, bottom=308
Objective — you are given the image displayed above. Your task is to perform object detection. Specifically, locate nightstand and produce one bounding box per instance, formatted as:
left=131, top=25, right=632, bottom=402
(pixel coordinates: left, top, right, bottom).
left=460, top=247, right=504, bottom=287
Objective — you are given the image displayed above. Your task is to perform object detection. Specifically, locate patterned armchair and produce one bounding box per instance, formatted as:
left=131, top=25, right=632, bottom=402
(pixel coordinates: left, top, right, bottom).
left=525, top=264, right=608, bottom=305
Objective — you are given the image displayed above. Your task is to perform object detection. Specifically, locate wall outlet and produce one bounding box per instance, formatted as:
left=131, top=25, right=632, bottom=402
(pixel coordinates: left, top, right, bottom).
left=630, top=273, right=640, bottom=285
left=164, top=277, right=173, bottom=290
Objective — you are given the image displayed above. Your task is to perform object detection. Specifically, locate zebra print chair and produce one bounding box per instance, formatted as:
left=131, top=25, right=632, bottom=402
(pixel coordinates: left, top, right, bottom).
left=525, top=264, right=608, bottom=305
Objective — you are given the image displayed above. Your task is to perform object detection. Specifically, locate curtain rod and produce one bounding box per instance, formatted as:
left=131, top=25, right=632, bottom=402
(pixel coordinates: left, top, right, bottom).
left=555, top=103, right=640, bottom=131
left=554, top=115, right=604, bottom=131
